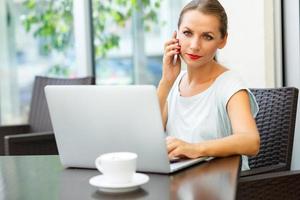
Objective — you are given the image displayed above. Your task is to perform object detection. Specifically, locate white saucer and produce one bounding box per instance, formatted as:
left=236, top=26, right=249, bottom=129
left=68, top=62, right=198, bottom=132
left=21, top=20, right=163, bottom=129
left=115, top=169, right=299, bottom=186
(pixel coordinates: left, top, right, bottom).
left=89, top=173, right=149, bottom=193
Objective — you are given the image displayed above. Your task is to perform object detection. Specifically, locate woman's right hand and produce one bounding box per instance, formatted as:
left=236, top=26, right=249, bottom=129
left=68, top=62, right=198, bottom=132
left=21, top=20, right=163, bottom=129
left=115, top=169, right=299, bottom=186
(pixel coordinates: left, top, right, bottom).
left=161, top=31, right=181, bottom=86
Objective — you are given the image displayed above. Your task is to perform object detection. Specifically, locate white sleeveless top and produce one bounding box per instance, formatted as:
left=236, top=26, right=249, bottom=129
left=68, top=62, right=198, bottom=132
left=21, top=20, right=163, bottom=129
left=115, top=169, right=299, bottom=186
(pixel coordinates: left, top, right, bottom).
left=166, top=70, right=259, bottom=171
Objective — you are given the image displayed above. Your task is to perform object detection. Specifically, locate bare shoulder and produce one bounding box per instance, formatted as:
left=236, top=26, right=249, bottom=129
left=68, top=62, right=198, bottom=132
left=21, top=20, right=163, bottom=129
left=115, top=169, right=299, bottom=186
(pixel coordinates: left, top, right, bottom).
left=227, top=89, right=251, bottom=112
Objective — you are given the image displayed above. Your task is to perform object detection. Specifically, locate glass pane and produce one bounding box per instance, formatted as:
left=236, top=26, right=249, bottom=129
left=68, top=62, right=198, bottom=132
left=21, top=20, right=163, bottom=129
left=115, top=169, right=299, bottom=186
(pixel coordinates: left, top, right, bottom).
left=0, top=0, right=76, bottom=124
left=92, top=0, right=185, bottom=86
left=144, top=0, right=186, bottom=85
left=92, top=0, right=133, bottom=85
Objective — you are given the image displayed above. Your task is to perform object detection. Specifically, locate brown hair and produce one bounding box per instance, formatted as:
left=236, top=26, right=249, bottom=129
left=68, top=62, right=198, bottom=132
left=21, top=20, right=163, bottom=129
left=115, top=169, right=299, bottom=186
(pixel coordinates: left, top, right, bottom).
left=177, top=0, right=228, bottom=38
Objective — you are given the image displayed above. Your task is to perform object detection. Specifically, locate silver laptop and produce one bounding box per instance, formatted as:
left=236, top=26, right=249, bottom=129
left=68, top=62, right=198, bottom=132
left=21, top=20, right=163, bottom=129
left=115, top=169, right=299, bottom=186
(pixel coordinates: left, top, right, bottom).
left=45, top=85, right=208, bottom=173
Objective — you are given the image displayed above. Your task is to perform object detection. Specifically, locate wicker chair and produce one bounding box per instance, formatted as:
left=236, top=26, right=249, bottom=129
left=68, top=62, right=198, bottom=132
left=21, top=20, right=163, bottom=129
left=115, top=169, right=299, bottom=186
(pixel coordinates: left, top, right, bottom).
left=237, top=87, right=299, bottom=200
left=241, top=87, right=299, bottom=177
left=237, top=170, right=300, bottom=200
left=0, top=76, right=95, bottom=155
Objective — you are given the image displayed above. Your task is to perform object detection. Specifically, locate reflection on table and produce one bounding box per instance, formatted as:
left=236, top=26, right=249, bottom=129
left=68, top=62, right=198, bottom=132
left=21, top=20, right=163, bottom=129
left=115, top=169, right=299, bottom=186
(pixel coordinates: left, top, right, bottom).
left=0, top=155, right=240, bottom=200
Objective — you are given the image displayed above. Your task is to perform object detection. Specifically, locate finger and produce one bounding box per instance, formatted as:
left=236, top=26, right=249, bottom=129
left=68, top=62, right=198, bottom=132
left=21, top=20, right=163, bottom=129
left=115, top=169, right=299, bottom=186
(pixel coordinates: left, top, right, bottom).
left=166, top=50, right=180, bottom=59
left=172, top=30, right=177, bottom=39
left=165, top=44, right=181, bottom=53
left=168, top=149, right=175, bottom=159
left=164, top=39, right=179, bottom=49
left=167, top=141, right=178, bottom=153
left=168, top=148, right=180, bottom=159
left=169, top=147, right=189, bottom=159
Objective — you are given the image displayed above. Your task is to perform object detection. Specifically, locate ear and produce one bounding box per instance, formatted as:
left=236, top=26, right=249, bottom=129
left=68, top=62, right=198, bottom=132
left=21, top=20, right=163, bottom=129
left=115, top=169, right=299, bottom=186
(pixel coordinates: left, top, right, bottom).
left=218, top=34, right=228, bottom=49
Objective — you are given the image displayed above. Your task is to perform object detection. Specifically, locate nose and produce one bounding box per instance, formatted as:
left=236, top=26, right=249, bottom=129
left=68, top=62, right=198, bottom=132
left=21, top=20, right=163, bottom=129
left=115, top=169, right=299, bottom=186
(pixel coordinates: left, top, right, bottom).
left=189, top=37, right=200, bottom=52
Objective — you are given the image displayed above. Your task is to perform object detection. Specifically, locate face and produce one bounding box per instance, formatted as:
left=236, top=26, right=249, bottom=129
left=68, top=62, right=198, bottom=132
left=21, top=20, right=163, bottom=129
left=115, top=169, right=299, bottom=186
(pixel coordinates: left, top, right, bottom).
left=178, top=10, right=227, bottom=68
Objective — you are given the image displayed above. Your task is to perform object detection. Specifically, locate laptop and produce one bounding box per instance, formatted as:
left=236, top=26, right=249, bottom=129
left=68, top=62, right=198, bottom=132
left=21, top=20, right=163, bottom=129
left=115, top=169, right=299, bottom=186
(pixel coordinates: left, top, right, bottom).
left=45, top=85, right=209, bottom=173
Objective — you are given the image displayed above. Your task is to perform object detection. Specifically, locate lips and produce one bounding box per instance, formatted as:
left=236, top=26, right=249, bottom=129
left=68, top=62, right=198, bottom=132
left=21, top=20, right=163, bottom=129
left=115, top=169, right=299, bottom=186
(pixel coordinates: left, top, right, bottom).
left=186, top=53, right=202, bottom=60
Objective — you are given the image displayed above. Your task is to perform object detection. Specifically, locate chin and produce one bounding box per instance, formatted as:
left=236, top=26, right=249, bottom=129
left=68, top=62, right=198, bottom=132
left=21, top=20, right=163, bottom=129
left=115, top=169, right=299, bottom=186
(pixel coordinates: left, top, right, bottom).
left=182, top=56, right=206, bottom=68
left=185, top=60, right=205, bottom=68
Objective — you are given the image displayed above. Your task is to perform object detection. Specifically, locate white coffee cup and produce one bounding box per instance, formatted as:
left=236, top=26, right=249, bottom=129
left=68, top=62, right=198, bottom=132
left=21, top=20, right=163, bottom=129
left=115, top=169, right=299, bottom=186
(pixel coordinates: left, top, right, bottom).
left=95, top=152, right=137, bottom=184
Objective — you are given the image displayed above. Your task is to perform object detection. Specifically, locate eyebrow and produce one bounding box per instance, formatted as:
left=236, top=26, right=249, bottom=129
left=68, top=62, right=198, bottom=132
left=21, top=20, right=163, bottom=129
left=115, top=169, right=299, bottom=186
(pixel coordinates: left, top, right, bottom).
left=183, top=26, right=215, bottom=36
left=203, top=32, right=215, bottom=36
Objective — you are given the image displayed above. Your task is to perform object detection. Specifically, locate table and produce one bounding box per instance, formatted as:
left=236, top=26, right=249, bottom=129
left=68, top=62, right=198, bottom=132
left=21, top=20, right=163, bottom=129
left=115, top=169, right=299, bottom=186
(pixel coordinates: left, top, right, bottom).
left=0, top=155, right=240, bottom=200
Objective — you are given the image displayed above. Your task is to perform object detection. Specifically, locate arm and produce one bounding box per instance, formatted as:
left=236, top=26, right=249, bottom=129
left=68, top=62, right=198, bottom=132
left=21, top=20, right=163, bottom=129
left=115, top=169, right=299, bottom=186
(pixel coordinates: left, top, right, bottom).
left=167, top=90, right=260, bottom=158
left=157, top=31, right=182, bottom=129
left=157, top=81, right=172, bottom=129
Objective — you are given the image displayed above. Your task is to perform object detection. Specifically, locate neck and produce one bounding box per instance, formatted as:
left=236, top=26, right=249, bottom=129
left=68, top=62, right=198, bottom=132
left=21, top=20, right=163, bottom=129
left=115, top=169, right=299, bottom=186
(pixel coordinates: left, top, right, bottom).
left=186, top=60, right=219, bottom=86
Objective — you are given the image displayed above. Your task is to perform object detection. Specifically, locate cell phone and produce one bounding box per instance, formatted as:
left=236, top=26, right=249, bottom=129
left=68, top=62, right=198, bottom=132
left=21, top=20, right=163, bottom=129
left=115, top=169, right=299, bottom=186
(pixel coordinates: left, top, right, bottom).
left=173, top=30, right=179, bottom=65
left=173, top=53, right=178, bottom=65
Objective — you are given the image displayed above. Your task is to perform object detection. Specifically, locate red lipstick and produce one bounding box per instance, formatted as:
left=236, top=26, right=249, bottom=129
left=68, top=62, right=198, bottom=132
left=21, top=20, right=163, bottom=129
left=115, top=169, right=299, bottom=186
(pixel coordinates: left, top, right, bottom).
left=186, top=53, right=202, bottom=60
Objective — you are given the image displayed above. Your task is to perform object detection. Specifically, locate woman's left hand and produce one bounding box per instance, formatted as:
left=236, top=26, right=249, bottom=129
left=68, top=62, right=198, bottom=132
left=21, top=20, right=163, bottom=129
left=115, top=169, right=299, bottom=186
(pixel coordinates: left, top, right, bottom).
left=166, top=136, right=201, bottom=159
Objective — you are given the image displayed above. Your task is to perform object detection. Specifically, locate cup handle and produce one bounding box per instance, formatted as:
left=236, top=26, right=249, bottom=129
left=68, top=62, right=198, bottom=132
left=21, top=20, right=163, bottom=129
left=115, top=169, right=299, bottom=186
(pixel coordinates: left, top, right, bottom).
left=95, top=157, right=103, bottom=173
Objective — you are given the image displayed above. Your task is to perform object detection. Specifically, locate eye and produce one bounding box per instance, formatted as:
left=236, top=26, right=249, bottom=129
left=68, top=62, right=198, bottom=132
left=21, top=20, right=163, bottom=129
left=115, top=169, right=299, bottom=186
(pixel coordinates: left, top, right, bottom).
left=183, top=30, right=192, bottom=37
left=203, top=34, right=214, bottom=41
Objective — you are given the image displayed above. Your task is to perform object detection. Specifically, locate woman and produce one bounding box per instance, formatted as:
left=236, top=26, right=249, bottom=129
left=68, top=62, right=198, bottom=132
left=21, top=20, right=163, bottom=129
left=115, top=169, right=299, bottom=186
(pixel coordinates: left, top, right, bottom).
left=157, top=0, right=260, bottom=170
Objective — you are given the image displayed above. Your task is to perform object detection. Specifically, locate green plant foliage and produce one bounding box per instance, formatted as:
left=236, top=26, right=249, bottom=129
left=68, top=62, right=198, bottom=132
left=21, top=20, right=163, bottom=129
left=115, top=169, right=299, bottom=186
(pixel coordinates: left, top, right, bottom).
left=92, top=0, right=162, bottom=57
left=46, top=64, right=70, bottom=77
left=22, top=0, right=73, bottom=55
left=21, top=0, right=162, bottom=58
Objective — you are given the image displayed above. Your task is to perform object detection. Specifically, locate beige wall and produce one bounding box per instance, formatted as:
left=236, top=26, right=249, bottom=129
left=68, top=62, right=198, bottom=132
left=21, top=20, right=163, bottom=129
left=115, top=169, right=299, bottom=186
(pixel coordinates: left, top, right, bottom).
left=218, top=0, right=281, bottom=88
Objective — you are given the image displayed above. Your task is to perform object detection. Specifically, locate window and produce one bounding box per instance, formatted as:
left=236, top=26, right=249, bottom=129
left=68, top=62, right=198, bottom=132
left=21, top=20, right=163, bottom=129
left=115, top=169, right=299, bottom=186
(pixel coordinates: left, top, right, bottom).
left=91, top=0, right=185, bottom=86
left=0, top=0, right=76, bottom=124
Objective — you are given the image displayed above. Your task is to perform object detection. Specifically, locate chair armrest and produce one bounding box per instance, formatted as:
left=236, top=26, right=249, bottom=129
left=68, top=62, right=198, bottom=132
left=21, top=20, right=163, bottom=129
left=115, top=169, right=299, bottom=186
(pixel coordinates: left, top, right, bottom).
left=237, top=170, right=300, bottom=200
left=4, top=131, right=58, bottom=155
left=0, top=124, right=31, bottom=155
left=0, top=124, right=31, bottom=135
left=240, top=163, right=287, bottom=177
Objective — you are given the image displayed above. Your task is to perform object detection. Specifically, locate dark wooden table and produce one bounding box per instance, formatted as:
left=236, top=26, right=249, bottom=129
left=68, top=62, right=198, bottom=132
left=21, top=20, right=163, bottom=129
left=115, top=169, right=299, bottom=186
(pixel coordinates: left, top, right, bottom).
left=0, top=155, right=240, bottom=200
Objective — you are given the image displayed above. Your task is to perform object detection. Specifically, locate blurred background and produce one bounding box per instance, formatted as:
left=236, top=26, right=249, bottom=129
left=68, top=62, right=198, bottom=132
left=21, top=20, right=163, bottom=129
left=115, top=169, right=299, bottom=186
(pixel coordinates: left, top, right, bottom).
left=0, top=0, right=299, bottom=168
